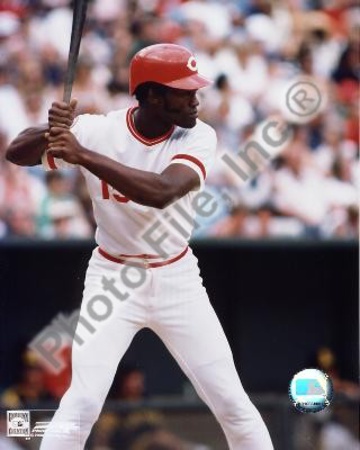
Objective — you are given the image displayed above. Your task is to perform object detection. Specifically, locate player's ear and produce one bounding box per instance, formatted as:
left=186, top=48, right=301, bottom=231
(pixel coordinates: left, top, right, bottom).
left=147, top=87, right=164, bottom=107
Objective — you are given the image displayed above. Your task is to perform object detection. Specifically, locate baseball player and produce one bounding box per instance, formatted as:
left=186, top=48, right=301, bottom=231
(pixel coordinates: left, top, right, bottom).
left=6, top=44, right=273, bottom=449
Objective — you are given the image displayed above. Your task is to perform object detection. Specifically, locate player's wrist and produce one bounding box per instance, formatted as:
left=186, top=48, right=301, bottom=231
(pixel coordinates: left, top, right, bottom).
left=76, top=145, right=95, bottom=167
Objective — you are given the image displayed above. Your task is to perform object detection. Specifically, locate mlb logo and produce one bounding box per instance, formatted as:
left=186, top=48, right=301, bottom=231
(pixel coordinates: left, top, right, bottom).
left=296, top=379, right=324, bottom=395
left=7, top=410, right=30, bottom=437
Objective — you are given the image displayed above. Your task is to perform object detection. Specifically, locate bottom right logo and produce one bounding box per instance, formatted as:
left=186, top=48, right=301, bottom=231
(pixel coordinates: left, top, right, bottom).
left=289, top=368, right=334, bottom=413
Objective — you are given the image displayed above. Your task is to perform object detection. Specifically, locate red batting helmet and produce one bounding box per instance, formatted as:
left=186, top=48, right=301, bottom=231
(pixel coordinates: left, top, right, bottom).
left=129, top=43, right=211, bottom=95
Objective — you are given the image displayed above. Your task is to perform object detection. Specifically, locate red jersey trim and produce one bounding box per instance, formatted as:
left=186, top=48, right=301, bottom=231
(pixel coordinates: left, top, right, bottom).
left=171, top=154, right=206, bottom=180
left=47, top=153, right=57, bottom=170
left=126, top=107, right=175, bottom=146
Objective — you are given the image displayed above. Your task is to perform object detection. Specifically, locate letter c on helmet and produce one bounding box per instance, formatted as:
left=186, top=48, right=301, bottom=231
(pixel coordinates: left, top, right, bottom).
left=187, top=56, right=198, bottom=72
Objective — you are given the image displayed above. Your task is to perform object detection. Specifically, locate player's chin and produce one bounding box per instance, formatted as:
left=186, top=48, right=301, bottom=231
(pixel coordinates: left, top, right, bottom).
left=179, top=116, right=197, bottom=129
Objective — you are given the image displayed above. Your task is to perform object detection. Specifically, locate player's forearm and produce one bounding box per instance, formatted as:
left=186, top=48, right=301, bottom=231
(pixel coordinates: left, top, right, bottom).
left=6, top=125, right=48, bottom=166
left=78, top=148, right=177, bottom=208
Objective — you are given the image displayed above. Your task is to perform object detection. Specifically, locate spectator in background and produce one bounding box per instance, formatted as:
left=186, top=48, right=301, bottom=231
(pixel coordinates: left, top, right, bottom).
left=338, top=205, right=359, bottom=239
left=313, top=127, right=357, bottom=176
left=108, top=410, right=194, bottom=450
left=128, top=13, right=161, bottom=60
left=42, top=343, right=72, bottom=401
left=104, top=366, right=204, bottom=450
left=332, top=41, right=359, bottom=146
left=227, top=39, right=269, bottom=107
left=315, top=346, right=360, bottom=400
left=272, top=125, right=357, bottom=238
left=269, top=130, right=324, bottom=234
left=211, top=204, right=252, bottom=238
left=0, top=62, right=30, bottom=143
left=37, top=171, right=92, bottom=239
left=41, top=43, right=65, bottom=87
left=90, top=366, right=147, bottom=449
left=0, top=160, right=45, bottom=237
left=3, top=208, right=37, bottom=238
left=319, top=403, right=360, bottom=450
left=71, top=56, right=111, bottom=114
left=0, top=349, right=55, bottom=409
left=318, top=347, right=360, bottom=450
left=22, top=91, right=49, bottom=127
left=332, top=39, right=359, bottom=85
left=16, top=57, right=46, bottom=101
left=200, top=73, right=255, bottom=150
left=211, top=201, right=304, bottom=239
left=130, top=428, right=187, bottom=450
left=88, top=411, right=123, bottom=450
left=109, top=365, right=147, bottom=403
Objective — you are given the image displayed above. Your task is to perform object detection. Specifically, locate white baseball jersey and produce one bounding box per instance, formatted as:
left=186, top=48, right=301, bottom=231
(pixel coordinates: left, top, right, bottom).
left=42, top=106, right=216, bottom=260
left=40, top=108, right=274, bottom=450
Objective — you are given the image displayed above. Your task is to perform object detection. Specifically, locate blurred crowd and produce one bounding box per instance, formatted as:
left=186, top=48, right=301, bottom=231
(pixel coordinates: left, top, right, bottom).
left=0, top=346, right=359, bottom=449
left=0, top=0, right=358, bottom=240
left=0, top=348, right=211, bottom=449
left=0, top=346, right=360, bottom=450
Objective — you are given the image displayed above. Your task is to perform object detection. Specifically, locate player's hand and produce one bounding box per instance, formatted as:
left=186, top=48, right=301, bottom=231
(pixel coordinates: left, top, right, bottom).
left=48, top=99, right=78, bottom=129
left=46, top=127, right=85, bottom=165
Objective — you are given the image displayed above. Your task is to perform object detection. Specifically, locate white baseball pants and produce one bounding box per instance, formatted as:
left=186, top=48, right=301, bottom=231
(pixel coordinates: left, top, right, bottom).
left=40, top=247, right=273, bottom=449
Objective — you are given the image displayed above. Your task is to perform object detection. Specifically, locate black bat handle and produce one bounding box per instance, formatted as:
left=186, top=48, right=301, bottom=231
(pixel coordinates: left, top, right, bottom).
left=63, top=0, right=89, bottom=104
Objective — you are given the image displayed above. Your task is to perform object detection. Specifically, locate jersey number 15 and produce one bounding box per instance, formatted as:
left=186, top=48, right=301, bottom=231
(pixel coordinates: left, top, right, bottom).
left=101, top=180, right=129, bottom=203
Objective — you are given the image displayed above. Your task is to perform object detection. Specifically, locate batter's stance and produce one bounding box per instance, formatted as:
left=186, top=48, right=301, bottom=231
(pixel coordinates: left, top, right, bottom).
left=6, top=44, right=273, bottom=449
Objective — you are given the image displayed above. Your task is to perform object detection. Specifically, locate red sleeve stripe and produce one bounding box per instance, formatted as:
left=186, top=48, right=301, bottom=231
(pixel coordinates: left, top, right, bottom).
left=47, top=153, right=57, bottom=170
left=171, top=154, right=206, bottom=179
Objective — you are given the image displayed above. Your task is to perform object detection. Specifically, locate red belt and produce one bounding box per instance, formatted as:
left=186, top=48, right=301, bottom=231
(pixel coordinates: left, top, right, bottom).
left=98, top=246, right=188, bottom=269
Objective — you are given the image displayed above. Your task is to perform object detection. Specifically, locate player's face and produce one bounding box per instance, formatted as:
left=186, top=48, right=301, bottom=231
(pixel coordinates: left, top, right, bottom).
left=161, top=88, right=200, bottom=128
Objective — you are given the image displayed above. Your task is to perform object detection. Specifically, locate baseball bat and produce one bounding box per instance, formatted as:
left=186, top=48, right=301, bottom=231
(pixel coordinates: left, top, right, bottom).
left=63, top=0, right=89, bottom=103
